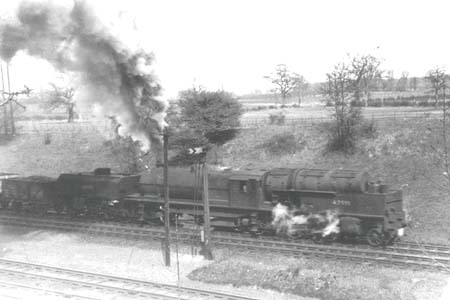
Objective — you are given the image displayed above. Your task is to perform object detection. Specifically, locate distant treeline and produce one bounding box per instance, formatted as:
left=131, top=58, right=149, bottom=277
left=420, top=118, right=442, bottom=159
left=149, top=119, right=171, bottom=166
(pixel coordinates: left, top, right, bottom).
left=240, top=73, right=442, bottom=106
left=359, top=94, right=448, bottom=107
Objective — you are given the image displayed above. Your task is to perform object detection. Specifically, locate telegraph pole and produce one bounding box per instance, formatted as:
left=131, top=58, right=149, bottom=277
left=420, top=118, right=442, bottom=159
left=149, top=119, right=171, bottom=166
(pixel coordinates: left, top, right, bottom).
left=0, top=62, right=28, bottom=136
left=0, top=64, right=7, bottom=135
left=200, top=162, right=213, bottom=260
left=6, top=64, right=14, bottom=135
left=163, top=132, right=170, bottom=266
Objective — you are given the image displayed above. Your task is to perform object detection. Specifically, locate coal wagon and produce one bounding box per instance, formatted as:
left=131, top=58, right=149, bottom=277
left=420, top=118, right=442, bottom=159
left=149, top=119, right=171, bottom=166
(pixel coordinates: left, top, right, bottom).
left=0, top=175, right=57, bottom=214
left=56, top=168, right=142, bottom=218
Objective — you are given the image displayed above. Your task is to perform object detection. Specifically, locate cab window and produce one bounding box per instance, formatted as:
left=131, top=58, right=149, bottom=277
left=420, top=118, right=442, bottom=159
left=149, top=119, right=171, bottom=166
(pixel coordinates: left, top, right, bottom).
left=240, top=181, right=248, bottom=193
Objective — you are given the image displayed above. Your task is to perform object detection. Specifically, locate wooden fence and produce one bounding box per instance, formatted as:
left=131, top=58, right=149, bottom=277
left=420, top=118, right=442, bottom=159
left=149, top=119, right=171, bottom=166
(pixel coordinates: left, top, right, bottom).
left=241, top=110, right=442, bottom=128
left=4, top=109, right=444, bottom=135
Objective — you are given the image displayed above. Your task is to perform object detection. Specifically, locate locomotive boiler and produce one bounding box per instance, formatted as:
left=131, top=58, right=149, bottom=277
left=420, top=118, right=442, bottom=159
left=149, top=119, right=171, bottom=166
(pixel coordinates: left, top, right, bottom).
left=128, top=166, right=407, bottom=246
left=261, top=168, right=406, bottom=245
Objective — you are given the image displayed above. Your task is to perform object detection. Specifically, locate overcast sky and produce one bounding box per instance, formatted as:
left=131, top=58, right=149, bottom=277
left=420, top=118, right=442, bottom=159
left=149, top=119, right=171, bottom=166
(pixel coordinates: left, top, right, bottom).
left=1, top=0, right=450, bottom=99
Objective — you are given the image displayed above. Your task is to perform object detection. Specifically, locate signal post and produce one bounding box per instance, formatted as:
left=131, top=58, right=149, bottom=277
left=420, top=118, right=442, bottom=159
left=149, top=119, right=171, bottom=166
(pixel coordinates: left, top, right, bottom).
left=200, top=162, right=213, bottom=260
left=189, top=147, right=213, bottom=260
left=163, top=132, right=170, bottom=266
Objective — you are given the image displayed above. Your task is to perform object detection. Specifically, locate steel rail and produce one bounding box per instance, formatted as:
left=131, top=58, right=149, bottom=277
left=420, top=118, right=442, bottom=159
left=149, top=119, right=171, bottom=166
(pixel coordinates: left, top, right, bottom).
left=0, top=258, right=257, bottom=300
left=0, top=280, right=100, bottom=300
left=1, top=213, right=449, bottom=272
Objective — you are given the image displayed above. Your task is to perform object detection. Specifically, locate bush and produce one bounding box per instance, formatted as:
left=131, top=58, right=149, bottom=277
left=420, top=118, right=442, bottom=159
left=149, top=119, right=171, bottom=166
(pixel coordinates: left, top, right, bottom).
left=367, top=99, right=382, bottom=107
left=359, top=119, right=377, bottom=138
left=260, top=132, right=303, bottom=155
left=326, top=108, right=362, bottom=153
left=325, top=110, right=378, bottom=153
left=269, top=112, right=286, bottom=125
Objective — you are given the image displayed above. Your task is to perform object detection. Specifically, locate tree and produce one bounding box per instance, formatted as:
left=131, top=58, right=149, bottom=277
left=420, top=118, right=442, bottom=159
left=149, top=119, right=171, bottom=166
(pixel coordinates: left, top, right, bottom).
left=382, top=70, right=396, bottom=92
left=425, top=70, right=450, bottom=194
left=293, top=79, right=309, bottom=106
left=409, top=76, right=418, bottom=91
left=323, top=57, right=378, bottom=153
left=426, top=67, right=448, bottom=107
left=169, top=88, right=243, bottom=164
left=349, top=54, right=383, bottom=106
left=396, top=71, right=409, bottom=92
left=324, top=62, right=362, bottom=152
left=264, top=64, right=305, bottom=105
left=44, top=83, right=76, bottom=122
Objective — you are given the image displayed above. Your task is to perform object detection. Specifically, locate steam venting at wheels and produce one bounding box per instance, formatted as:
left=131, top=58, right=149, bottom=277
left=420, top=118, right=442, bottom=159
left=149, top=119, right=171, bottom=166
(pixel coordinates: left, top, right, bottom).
left=272, top=203, right=340, bottom=237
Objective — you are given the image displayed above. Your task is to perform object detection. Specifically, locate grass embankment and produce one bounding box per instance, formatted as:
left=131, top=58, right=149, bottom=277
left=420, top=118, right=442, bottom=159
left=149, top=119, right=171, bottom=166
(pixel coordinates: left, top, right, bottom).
left=189, top=250, right=448, bottom=300
left=0, top=124, right=153, bottom=177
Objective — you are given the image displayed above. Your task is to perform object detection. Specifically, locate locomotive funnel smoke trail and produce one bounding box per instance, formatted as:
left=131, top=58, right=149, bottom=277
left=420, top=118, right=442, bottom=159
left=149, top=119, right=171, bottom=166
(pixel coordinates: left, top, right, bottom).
left=0, top=0, right=167, bottom=153
left=271, top=203, right=340, bottom=237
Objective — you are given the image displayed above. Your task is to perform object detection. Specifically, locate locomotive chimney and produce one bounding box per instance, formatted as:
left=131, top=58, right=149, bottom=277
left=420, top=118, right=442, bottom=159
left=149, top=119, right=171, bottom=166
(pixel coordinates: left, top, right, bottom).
left=94, top=168, right=111, bottom=176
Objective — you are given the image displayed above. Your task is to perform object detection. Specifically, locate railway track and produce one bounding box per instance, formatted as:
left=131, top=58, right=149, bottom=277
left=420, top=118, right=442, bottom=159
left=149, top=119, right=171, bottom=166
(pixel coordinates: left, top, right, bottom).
left=0, top=258, right=257, bottom=300
left=244, top=234, right=450, bottom=257
left=1, top=213, right=449, bottom=273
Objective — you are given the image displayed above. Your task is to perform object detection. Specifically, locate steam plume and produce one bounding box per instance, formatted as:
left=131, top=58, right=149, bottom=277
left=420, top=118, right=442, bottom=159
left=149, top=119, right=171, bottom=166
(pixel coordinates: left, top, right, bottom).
left=0, top=0, right=166, bottom=152
left=272, top=203, right=340, bottom=237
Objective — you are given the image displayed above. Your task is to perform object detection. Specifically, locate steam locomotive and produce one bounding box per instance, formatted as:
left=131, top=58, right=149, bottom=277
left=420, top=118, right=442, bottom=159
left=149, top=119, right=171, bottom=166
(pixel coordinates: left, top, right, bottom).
left=0, top=167, right=407, bottom=246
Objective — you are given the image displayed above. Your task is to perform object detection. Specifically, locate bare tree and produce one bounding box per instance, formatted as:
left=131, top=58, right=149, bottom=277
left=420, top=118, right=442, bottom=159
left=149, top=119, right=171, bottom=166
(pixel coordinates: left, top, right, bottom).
left=350, top=54, right=383, bottom=106
left=427, top=70, right=450, bottom=193
left=264, top=64, right=304, bottom=105
left=44, top=83, right=76, bottom=122
left=382, top=70, right=395, bottom=92
left=427, top=67, right=447, bottom=107
left=323, top=55, right=380, bottom=152
left=324, top=62, right=362, bottom=152
left=293, top=79, right=309, bottom=106
left=409, top=76, right=418, bottom=91
left=396, top=71, right=409, bottom=92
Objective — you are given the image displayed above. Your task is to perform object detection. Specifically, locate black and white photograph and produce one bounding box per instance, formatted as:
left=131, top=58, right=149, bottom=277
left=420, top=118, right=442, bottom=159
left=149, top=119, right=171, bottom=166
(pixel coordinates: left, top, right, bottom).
left=0, top=0, right=449, bottom=299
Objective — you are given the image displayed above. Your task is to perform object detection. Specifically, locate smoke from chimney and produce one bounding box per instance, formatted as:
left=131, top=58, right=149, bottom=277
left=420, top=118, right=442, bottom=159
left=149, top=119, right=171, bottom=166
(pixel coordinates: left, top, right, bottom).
left=0, top=0, right=167, bottom=153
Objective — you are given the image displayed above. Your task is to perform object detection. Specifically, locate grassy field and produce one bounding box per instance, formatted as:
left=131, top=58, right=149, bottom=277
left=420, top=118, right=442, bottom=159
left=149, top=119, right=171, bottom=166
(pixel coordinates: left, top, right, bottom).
left=189, top=249, right=448, bottom=300
left=242, top=106, right=440, bottom=119
left=0, top=123, right=156, bottom=177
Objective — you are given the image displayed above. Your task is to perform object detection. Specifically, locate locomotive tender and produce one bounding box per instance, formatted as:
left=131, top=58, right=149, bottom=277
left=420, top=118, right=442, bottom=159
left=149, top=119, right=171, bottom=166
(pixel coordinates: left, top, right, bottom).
left=0, top=166, right=407, bottom=246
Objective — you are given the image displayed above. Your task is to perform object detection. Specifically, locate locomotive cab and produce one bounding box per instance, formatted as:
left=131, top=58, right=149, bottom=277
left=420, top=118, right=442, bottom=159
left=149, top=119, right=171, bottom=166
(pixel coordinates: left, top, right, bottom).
left=229, top=174, right=264, bottom=209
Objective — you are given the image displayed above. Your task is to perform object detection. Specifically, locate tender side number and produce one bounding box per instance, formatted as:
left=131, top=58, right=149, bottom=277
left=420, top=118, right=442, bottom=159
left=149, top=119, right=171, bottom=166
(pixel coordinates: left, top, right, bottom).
left=332, top=199, right=351, bottom=206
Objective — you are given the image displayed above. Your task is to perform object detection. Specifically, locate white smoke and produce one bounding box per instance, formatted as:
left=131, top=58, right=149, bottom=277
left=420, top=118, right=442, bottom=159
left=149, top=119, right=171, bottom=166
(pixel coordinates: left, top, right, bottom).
left=322, top=210, right=340, bottom=237
left=271, top=203, right=340, bottom=237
